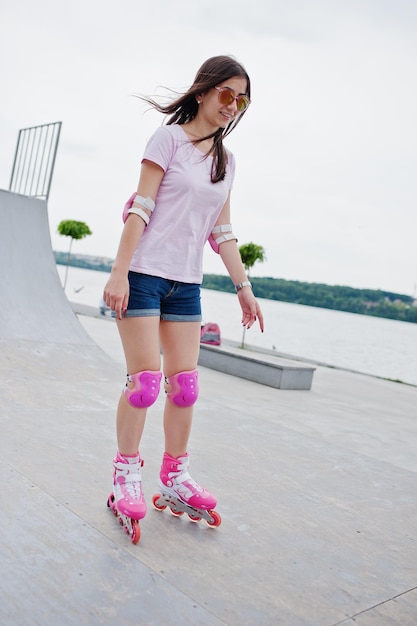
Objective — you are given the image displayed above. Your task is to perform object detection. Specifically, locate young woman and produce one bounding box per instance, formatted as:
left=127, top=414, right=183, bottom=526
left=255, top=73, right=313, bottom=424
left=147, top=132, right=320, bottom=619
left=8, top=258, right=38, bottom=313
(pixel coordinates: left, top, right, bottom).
left=104, top=55, right=264, bottom=532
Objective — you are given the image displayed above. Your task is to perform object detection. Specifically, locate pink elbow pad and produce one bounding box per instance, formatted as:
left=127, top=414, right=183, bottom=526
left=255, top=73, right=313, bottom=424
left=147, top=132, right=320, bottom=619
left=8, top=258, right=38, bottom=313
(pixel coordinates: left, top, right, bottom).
left=208, top=225, right=237, bottom=254
left=122, top=193, right=136, bottom=223
left=208, top=234, right=220, bottom=254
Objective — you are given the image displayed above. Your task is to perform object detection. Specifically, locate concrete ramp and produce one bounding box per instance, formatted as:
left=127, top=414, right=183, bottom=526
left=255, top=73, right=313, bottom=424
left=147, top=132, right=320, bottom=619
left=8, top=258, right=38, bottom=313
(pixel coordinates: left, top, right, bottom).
left=0, top=190, right=92, bottom=344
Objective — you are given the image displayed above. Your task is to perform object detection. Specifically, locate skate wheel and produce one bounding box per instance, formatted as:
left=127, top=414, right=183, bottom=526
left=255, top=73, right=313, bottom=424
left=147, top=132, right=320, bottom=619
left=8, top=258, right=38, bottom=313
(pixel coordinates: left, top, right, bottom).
left=206, top=510, right=222, bottom=527
left=131, top=520, right=141, bottom=544
left=107, top=494, right=118, bottom=516
left=170, top=508, right=184, bottom=517
left=188, top=512, right=202, bottom=522
left=152, top=494, right=167, bottom=511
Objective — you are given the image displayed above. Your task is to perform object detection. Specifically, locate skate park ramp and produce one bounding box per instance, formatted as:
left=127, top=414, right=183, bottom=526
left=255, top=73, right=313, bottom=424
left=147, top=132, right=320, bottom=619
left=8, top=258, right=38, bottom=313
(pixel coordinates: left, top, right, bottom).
left=2, top=188, right=417, bottom=625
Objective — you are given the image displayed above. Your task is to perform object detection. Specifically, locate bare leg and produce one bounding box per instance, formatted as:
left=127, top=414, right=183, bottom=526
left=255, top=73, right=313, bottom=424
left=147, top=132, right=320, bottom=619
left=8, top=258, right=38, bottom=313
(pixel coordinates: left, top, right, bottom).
left=115, top=315, right=161, bottom=455
left=159, top=320, right=201, bottom=458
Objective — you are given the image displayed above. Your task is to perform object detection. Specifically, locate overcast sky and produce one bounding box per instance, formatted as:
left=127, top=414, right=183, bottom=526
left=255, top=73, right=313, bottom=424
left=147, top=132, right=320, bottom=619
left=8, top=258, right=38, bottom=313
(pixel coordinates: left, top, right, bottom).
left=1, top=0, right=416, bottom=296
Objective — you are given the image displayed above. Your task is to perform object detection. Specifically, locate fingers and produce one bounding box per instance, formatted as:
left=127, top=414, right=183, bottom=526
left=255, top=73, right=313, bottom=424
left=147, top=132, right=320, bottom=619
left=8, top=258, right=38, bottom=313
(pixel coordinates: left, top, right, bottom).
left=241, top=310, right=257, bottom=330
left=241, top=301, right=264, bottom=332
left=114, top=297, right=128, bottom=321
left=115, top=303, right=124, bottom=321
left=103, top=290, right=128, bottom=321
left=256, top=305, right=265, bottom=333
left=103, top=275, right=130, bottom=313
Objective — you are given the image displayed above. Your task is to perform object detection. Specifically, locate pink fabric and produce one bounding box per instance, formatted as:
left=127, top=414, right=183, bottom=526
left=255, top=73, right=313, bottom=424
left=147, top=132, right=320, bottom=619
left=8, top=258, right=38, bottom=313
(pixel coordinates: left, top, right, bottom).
left=208, top=233, right=220, bottom=254
left=166, top=369, right=199, bottom=407
left=128, top=125, right=235, bottom=283
left=122, top=192, right=136, bottom=223
left=124, top=370, right=162, bottom=408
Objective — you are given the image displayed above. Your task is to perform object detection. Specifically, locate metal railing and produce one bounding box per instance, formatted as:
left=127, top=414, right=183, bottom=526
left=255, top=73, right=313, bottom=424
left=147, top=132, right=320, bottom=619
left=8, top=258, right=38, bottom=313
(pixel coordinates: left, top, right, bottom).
left=9, top=121, right=62, bottom=201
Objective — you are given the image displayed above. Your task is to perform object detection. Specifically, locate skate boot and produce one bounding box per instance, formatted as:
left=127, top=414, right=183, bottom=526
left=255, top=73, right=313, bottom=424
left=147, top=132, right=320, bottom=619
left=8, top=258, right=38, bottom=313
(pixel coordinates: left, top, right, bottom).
left=152, top=452, right=221, bottom=527
left=107, top=451, right=145, bottom=544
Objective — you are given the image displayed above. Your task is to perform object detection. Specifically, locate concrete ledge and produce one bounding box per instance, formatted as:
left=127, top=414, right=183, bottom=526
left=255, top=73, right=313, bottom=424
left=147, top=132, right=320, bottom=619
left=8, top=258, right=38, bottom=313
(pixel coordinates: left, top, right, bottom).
left=198, top=340, right=315, bottom=390
left=71, top=303, right=315, bottom=390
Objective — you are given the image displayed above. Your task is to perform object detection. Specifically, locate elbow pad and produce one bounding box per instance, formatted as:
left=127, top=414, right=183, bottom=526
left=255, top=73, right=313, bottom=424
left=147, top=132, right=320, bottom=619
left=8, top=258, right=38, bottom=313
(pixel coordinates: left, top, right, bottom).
left=208, top=224, right=237, bottom=254
left=122, top=193, right=155, bottom=225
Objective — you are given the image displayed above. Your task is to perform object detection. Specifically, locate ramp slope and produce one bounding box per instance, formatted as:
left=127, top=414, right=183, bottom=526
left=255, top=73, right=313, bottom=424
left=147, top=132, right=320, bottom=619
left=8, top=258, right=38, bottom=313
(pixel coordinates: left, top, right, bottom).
left=0, top=189, right=92, bottom=344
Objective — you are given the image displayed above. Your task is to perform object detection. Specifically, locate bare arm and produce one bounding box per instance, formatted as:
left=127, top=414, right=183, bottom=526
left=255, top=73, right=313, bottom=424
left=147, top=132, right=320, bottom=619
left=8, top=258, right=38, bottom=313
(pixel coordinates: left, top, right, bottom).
left=104, top=160, right=164, bottom=319
left=212, top=193, right=264, bottom=332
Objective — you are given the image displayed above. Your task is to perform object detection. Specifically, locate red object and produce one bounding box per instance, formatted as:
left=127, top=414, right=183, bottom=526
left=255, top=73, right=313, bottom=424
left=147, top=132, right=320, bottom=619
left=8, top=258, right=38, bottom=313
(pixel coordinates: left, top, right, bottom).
left=200, top=322, right=221, bottom=346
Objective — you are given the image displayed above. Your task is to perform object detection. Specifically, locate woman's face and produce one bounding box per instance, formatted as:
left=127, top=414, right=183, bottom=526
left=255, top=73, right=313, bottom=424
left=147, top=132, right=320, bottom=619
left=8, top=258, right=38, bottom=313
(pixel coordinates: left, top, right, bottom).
left=199, top=76, right=249, bottom=129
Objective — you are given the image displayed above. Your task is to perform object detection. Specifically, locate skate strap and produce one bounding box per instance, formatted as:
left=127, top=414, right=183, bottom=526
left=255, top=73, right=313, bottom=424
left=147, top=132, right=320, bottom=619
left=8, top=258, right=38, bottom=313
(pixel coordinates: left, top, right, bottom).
left=114, top=461, right=143, bottom=481
left=173, top=470, right=191, bottom=485
left=170, top=470, right=204, bottom=494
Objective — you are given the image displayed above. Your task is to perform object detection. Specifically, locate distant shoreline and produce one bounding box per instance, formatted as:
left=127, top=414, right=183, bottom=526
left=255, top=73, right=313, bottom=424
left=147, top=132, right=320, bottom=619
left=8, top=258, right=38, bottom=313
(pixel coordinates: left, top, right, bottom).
left=54, top=251, right=417, bottom=325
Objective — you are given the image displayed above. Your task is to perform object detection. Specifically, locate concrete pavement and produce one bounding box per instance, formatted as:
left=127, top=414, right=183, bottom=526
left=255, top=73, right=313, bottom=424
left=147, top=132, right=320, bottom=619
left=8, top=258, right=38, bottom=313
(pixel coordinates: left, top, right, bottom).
left=1, top=189, right=417, bottom=625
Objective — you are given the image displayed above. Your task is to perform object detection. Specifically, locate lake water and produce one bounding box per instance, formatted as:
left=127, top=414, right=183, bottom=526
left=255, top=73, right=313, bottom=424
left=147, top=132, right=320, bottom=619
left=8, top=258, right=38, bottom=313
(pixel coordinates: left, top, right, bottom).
left=56, top=265, right=417, bottom=386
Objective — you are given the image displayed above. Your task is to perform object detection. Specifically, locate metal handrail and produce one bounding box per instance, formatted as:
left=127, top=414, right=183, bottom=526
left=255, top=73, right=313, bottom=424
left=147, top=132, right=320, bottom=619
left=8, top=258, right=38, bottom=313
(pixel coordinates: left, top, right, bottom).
left=9, top=121, right=62, bottom=201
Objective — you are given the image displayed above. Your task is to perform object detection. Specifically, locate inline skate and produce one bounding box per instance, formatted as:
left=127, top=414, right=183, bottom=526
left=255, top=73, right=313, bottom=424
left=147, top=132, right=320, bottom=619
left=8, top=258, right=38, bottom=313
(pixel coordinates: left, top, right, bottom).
left=152, top=452, right=221, bottom=527
left=107, top=451, right=146, bottom=544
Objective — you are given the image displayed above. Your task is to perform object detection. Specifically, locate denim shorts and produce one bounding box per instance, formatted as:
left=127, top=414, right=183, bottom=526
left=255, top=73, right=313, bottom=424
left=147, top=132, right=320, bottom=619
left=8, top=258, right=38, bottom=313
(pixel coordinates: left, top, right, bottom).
left=123, top=272, right=202, bottom=322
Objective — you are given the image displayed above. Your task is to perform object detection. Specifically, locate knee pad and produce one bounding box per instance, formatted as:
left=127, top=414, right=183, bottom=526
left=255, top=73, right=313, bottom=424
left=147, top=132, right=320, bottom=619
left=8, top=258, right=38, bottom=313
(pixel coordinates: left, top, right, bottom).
left=124, top=370, right=162, bottom=408
left=165, top=369, right=199, bottom=407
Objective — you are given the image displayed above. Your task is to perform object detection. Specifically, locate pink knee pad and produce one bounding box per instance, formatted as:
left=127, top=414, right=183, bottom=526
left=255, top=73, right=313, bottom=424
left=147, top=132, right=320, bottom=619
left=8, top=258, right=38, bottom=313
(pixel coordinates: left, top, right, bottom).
left=124, top=370, right=162, bottom=408
left=166, top=369, right=199, bottom=407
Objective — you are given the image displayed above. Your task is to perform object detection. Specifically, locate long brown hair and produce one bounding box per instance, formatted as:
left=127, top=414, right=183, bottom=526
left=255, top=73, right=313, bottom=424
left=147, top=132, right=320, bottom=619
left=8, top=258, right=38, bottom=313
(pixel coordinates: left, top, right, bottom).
left=140, top=55, right=250, bottom=183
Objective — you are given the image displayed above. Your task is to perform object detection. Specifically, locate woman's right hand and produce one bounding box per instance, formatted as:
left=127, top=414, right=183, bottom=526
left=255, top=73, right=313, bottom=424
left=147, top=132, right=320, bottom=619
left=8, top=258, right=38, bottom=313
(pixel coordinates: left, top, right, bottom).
left=103, top=271, right=129, bottom=320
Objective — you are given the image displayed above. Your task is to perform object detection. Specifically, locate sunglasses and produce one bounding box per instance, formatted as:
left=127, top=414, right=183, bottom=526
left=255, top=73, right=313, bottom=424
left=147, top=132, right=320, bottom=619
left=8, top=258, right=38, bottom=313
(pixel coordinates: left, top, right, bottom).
left=214, top=86, right=250, bottom=112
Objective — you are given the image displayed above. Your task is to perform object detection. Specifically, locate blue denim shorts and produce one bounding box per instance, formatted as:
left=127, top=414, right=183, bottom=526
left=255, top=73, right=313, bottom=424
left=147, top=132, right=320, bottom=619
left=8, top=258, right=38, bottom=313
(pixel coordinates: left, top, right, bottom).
left=123, top=272, right=202, bottom=322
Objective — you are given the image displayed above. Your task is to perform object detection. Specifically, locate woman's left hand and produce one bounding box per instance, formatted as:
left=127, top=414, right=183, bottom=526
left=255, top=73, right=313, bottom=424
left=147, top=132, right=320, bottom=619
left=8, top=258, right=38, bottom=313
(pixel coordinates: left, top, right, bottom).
left=238, top=288, right=264, bottom=332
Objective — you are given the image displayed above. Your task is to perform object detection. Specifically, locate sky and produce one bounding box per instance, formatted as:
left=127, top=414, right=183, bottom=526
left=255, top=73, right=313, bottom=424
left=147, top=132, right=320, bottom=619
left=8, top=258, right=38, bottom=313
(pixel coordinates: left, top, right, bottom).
left=1, top=0, right=416, bottom=296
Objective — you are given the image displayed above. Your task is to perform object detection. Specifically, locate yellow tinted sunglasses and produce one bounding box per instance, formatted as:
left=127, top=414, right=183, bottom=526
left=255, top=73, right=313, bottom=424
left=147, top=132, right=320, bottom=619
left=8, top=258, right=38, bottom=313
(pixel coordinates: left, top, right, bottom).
left=214, top=86, right=250, bottom=112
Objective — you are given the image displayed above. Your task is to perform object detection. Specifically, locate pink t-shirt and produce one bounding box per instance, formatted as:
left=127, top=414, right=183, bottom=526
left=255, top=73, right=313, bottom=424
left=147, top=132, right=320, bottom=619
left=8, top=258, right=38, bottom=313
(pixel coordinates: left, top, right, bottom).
left=129, top=124, right=235, bottom=283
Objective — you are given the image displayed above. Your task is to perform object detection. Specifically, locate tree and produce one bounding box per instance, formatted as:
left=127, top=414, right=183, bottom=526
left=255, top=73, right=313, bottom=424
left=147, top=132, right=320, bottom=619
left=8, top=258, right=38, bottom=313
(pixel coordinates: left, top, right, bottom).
left=239, top=242, right=266, bottom=348
left=57, top=220, right=92, bottom=289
